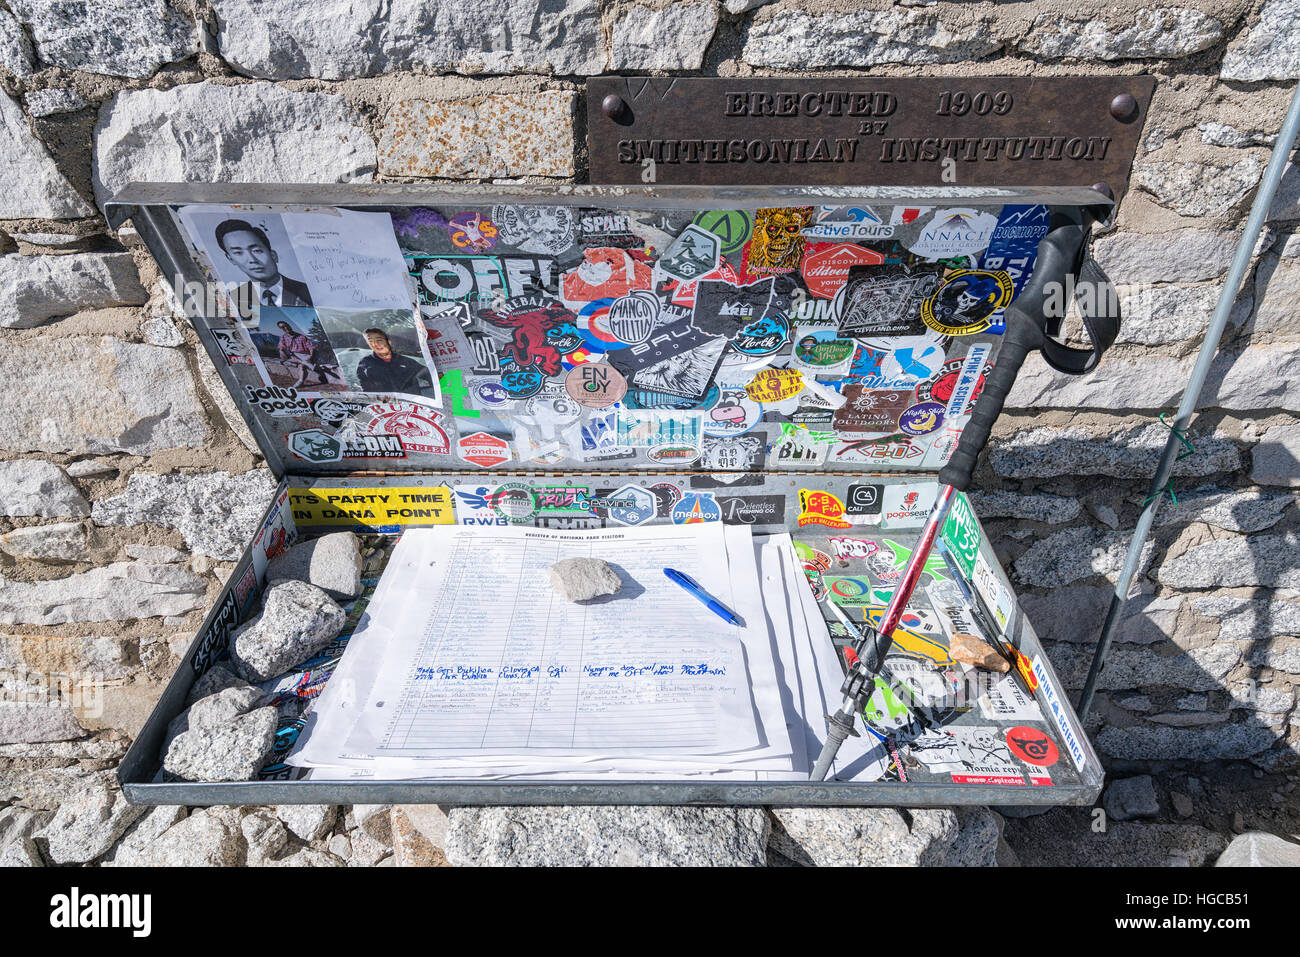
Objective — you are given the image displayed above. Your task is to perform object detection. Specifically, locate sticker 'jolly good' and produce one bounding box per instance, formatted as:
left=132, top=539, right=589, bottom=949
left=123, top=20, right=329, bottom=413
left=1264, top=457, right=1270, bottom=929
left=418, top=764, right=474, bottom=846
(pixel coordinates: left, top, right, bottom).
left=744, top=367, right=804, bottom=404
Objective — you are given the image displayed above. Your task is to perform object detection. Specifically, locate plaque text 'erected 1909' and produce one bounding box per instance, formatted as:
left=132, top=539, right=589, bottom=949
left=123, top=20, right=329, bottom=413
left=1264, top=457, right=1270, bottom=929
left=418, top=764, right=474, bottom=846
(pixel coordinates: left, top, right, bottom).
left=587, top=76, right=1153, bottom=197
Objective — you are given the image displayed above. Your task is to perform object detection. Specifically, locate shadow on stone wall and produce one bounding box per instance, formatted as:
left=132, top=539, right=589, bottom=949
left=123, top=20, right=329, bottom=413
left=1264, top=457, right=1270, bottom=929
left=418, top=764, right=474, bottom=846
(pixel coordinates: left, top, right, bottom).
left=1020, top=483, right=1299, bottom=773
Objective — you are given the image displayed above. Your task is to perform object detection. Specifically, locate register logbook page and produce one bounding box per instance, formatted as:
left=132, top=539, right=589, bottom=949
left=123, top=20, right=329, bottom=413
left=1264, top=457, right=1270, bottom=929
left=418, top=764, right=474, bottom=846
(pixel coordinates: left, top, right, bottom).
left=332, top=523, right=773, bottom=760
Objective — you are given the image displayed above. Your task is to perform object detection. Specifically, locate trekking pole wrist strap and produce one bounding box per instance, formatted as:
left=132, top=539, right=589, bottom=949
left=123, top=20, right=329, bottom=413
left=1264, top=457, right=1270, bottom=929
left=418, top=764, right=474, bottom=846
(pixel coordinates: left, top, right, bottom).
left=937, top=207, right=1121, bottom=491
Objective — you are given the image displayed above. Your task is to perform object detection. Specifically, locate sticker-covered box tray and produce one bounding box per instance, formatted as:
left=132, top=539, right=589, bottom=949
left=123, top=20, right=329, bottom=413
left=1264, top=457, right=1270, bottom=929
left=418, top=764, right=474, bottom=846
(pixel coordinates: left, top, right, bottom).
left=106, top=185, right=1105, bottom=806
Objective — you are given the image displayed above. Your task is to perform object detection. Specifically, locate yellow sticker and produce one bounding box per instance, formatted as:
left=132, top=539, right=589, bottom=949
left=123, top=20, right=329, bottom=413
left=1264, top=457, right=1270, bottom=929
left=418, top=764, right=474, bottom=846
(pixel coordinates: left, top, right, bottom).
left=920, top=268, right=1014, bottom=336
left=287, top=486, right=453, bottom=529
left=744, top=367, right=804, bottom=404
left=797, top=489, right=851, bottom=529
left=863, top=608, right=954, bottom=667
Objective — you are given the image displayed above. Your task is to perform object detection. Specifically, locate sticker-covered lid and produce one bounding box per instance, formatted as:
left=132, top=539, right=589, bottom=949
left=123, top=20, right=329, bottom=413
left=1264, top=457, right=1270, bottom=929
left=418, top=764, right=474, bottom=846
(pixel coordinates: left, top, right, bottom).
left=107, top=184, right=1110, bottom=478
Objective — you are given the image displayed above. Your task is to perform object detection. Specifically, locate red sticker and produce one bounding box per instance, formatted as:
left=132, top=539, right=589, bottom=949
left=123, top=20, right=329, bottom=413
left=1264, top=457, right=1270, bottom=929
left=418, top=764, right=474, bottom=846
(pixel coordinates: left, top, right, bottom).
left=801, top=242, right=885, bottom=299
left=1005, top=726, right=1059, bottom=767
left=363, top=401, right=450, bottom=456
left=457, top=431, right=511, bottom=468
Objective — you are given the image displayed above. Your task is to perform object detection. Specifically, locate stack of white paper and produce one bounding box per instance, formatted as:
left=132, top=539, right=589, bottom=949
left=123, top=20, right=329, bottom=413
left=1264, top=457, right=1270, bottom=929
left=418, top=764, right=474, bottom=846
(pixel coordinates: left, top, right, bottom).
left=290, top=523, right=888, bottom=782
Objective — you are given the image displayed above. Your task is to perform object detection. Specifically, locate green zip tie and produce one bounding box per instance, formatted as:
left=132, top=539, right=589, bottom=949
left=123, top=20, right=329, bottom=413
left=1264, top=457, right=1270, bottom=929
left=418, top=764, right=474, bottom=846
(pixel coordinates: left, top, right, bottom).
left=1141, top=414, right=1196, bottom=507
left=1159, top=412, right=1197, bottom=461
left=1142, top=480, right=1178, bottom=508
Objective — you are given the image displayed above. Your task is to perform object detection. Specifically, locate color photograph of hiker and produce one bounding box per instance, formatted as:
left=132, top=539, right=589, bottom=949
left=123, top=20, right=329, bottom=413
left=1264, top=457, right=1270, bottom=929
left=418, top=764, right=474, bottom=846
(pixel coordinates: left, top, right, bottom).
left=315, top=307, right=440, bottom=400
left=247, top=306, right=346, bottom=391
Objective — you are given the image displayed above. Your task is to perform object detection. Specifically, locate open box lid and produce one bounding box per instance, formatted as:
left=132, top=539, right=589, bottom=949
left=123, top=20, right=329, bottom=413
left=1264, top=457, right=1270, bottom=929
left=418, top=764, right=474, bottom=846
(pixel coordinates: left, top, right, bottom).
left=107, top=184, right=1112, bottom=479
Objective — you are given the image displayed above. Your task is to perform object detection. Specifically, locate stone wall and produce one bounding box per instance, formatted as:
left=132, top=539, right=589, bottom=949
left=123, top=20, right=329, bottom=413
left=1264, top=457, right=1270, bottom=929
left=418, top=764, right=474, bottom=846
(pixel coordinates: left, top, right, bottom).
left=1, top=0, right=1297, bottom=866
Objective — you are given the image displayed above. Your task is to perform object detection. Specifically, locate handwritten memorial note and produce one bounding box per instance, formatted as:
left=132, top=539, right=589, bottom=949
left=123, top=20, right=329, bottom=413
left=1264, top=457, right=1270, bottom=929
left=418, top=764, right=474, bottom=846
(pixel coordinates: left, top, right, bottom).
left=282, top=209, right=416, bottom=311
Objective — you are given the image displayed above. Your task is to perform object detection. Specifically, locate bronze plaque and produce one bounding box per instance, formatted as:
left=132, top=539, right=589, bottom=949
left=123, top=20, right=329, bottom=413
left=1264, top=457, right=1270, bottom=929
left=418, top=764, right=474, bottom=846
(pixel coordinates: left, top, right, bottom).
left=587, top=76, right=1153, bottom=198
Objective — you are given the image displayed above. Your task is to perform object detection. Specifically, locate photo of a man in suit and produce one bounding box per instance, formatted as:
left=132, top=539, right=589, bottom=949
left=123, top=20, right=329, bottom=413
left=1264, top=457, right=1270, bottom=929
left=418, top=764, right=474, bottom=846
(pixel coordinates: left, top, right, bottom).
left=215, top=219, right=314, bottom=312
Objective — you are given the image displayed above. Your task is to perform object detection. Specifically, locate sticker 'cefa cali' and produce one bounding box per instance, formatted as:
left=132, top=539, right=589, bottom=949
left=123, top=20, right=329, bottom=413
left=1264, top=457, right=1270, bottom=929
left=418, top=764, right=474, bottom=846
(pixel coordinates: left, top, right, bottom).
left=796, top=489, right=852, bottom=529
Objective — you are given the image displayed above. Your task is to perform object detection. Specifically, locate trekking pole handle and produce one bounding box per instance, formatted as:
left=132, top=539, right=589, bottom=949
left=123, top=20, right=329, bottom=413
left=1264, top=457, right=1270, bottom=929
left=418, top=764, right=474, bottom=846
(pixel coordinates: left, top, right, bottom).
left=936, top=208, right=1094, bottom=492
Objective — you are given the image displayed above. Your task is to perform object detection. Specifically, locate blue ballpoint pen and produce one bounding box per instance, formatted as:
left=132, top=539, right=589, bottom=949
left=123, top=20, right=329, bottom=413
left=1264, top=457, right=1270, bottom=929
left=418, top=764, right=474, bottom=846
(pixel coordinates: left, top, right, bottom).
left=663, top=568, right=741, bottom=626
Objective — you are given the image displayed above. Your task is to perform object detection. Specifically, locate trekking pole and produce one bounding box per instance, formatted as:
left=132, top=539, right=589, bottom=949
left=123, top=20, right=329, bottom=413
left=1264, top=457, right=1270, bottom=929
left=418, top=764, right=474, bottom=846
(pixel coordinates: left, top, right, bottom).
left=811, top=204, right=1110, bottom=781
left=1076, top=81, right=1300, bottom=722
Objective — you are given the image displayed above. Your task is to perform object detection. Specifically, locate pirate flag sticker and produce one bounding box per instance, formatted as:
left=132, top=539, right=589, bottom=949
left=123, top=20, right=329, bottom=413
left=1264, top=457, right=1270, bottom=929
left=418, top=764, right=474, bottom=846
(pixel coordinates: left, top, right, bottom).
left=921, top=269, right=1013, bottom=336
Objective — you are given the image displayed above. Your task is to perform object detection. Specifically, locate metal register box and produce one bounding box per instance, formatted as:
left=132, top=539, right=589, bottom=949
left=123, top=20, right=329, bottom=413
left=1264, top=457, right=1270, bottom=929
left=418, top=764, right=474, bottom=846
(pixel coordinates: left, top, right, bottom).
left=108, top=184, right=1104, bottom=807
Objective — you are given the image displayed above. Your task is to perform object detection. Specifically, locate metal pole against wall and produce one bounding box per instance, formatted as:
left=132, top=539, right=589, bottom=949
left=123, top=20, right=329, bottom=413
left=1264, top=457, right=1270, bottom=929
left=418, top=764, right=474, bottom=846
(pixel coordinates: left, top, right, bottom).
left=1076, top=82, right=1300, bottom=722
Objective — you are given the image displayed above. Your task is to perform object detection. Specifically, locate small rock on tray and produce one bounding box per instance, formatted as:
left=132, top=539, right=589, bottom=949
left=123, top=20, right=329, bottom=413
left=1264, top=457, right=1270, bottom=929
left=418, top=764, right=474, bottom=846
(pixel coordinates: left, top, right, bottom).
left=948, top=632, right=1011, bottom=672
left=229, top=580, right=346, bottom=682
left=548, top=557, right=622, bottom=603
left=266, top=531, right=363, bottom=599
left=163, top=687, right=278, bottom=783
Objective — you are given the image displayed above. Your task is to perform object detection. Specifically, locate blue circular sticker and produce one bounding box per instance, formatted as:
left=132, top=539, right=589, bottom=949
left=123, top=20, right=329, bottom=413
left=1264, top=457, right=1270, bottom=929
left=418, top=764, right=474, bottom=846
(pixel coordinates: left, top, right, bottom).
left=671, top=492, right=722, bottom=524
left=498, top=360, right=547, bottom=399
left=475, top=381, right=510, bottom=406
left=732, top=313, right=790, bottom=356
